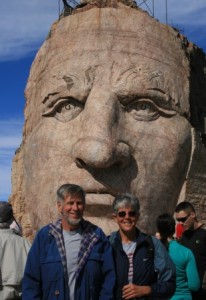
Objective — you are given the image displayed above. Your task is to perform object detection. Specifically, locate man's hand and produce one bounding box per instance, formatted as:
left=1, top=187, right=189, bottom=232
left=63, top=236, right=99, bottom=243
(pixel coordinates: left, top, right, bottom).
left=122, top=284, right=152, bottom=299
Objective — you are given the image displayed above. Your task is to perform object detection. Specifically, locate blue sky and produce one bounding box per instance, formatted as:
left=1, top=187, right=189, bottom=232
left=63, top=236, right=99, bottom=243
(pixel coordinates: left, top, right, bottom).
left=0, top=0, right=206, bottom=200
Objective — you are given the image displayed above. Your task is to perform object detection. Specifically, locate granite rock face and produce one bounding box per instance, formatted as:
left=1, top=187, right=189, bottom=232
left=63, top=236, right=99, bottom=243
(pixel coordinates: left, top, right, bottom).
left=10, top=1, right=206, bottom=239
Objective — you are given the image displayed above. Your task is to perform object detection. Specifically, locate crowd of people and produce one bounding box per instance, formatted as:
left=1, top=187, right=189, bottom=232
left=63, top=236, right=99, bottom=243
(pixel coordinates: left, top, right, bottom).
left=0, top=184, right=206, bottom=299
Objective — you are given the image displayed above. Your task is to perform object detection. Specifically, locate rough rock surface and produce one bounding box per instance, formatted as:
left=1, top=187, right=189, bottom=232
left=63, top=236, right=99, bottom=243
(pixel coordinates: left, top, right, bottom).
left=10, top=0, right=206, bottom=240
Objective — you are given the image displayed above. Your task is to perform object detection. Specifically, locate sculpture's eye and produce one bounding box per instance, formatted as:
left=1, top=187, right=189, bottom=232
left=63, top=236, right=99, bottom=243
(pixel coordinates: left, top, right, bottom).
left=126, top=99, right=159, bottom=121
left=139, top=103, right=150, bottom=110
left=42, top=98, right=84, bottom=122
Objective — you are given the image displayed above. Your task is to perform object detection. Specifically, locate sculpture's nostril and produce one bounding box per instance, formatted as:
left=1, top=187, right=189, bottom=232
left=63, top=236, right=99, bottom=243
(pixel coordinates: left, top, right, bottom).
left=75, top=158, right=86, bottom=168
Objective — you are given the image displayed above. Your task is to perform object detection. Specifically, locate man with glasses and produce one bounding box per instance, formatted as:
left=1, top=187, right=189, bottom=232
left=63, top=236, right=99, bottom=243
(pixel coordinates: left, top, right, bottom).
left=175, top=201, right=206, bottom=300
left=109, top=194, right=176, bottom=299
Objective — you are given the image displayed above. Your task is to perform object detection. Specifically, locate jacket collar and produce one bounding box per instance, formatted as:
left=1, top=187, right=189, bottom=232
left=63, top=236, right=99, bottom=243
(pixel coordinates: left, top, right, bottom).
left=49, top=218, right=99, bottom=279
left=111, top=228, right=150, bottom=248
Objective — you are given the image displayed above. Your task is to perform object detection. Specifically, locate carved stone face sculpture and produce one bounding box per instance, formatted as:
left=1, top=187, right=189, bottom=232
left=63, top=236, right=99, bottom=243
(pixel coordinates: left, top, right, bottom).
left=14, top=4, right=196, bottom=235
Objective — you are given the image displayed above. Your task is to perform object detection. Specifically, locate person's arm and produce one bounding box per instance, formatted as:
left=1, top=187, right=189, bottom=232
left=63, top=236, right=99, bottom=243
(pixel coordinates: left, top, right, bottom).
left=22, top=231, right=43, bottom=300
left=186, top=249, right=200, bottom=291
left=99, top=234, right=116, bottom=300
left=150, top=236, right=176, bottom=298
left=122, top=284, right=151, bottom=299
left=121, top=237, right=176, bottom=299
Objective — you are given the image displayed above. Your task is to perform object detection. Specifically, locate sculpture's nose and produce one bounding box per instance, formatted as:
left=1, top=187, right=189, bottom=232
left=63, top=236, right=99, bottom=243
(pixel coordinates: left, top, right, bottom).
left=72, top=88, right=131, bottom=169
left=74, top=139, right=131, bottom=169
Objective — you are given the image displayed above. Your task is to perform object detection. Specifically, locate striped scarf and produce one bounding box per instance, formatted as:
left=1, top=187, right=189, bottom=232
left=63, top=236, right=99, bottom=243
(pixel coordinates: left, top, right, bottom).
left=49, top=219, right=99, bottom=280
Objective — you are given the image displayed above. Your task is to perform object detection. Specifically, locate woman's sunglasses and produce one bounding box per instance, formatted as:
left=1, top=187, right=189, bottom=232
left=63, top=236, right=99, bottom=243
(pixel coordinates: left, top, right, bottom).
left=117, top=211, right=137, bottom=218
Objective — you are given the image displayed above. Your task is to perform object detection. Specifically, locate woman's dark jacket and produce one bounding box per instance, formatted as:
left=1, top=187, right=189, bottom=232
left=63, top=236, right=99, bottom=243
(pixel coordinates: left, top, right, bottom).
left=109, top=229, right=176, bottom=299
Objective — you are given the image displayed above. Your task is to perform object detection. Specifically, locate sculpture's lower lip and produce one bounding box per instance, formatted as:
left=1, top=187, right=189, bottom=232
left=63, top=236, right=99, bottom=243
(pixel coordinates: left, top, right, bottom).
left=85, top=192, right=115, bottom=206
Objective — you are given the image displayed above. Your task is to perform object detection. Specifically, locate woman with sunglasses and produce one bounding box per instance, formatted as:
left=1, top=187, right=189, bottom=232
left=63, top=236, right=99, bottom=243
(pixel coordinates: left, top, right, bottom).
left=156, top=213, right=200, bottom=300
left=109, top=194, right=176, bottom=300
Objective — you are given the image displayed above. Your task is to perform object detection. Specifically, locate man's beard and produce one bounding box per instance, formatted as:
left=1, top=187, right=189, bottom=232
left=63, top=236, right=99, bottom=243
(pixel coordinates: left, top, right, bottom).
left=67, top=217, right=82, bottom=226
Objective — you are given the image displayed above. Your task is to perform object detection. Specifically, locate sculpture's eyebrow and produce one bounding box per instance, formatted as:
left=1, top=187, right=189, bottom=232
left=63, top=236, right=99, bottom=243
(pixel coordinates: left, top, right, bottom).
left=113, top=66, right=179, bottom=109
left=153, top=89, right=178, bottom=110
left=42, top=85, right=87, bottom=109
left=42, top=76, right=77, bottom=106
left=119, top=87, right=173, bottom=106
left=147, top=87, right=171, bottom=103
left=146, top=87, right=179, bottom=109
left=42, top=87, right=71, bottom=107
left=42, top=69, right=96, bottom=107
left=117, top=87, right=179, bottom=113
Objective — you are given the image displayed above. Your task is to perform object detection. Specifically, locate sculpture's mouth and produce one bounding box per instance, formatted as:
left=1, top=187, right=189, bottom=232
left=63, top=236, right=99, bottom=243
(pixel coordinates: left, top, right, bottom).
left=82, top=177, right=120, bottom=195
left=85, top=192, right=115, bottom=206
left=84, top=192, right=115, bottom=218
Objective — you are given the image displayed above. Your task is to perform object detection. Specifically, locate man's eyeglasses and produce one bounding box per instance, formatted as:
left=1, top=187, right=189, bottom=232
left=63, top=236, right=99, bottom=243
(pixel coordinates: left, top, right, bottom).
left=117, top=211, right=137, bottom=218
left=176, top=214, right=190, bottom=223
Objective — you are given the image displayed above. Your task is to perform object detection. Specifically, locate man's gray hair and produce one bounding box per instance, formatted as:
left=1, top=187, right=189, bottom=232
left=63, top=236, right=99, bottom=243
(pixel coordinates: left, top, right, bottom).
left=56, top=183, right=86, bottom=204
left=112, top=193, right=140, bottom=214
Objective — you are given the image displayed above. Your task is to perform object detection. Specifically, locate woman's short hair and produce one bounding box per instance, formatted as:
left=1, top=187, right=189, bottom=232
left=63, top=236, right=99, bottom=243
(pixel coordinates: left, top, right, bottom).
left=112, top=193, right=140, bottom=214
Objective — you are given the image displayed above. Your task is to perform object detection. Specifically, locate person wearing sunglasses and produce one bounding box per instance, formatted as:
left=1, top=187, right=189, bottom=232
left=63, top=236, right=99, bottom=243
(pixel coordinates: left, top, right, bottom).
left=156, top=213, right=200, bottom=300
left=109, top=194, right=176, bottom=300
left=175, top=201, right=206, bottom=300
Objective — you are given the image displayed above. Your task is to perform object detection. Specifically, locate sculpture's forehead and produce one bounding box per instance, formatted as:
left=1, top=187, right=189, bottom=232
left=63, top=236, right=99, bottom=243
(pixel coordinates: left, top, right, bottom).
left=43, top=58, right=182, bottom=95
left=49, top=28, right=186, bottom=71
left=48, top=7, right=188, bottom=69
left=26, top=8, right=190, bottom=114
left=36, top=48, right=189, bottom=115
left=39, top=33, right=188, bottom=93
left=42, top=9, right=188, bottom=87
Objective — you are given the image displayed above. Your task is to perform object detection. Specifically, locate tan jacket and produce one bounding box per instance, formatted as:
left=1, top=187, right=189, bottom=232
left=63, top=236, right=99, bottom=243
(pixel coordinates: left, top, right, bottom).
left=0, top=228, right=30, bottom=299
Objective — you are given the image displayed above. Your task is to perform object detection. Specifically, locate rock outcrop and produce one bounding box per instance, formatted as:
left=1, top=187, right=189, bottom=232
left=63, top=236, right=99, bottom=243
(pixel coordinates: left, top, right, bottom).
left=10, top=0, right=206, bottom=240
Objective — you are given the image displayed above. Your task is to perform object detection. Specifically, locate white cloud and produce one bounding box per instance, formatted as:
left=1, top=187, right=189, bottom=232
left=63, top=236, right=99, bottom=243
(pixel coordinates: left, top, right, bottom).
left=136, top=0, right=206, bottom=50
left=0, top=165, right=12, bottom=201
left=0, top=120, right=23, bottom=154
left=0, top=137, right=22, bottom=149
left=0, top=0, right=205, bottom=61
left=168, top=0, right=206, bottom=25
left=0, top=119, right=23, bottom=199
left=136, top=0, right=206, bottom=26
left=0, top=0, right=61, bottom=61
